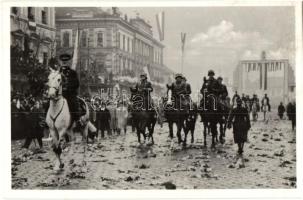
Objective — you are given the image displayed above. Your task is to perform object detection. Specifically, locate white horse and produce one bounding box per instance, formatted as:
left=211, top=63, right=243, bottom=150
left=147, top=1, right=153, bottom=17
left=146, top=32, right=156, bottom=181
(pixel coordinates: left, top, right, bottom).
left=46, top=68, right=90, bottom=171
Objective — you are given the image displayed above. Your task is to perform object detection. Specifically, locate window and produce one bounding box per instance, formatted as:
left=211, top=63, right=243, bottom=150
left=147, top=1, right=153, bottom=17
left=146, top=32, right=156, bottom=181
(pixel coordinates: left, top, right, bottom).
left=43, top=52, right=48, bottom=65
left=97, top=32, right=104, bottom=47
left=81, top=31, right=88, bottom=47
left=117, top=32, right=120, bottom=48
left=62, top=31, right=70, bottom=47
left=28, top=7, right=35, bottom=21
left=127, top=38, right=130, bottom=52
left=122, top=35, right=125, bottom=51
left=41, top=9, right=47, bottom=24
left=12, top=7, right=18, bottom=15
left=253, top=63, right=256, bottom=71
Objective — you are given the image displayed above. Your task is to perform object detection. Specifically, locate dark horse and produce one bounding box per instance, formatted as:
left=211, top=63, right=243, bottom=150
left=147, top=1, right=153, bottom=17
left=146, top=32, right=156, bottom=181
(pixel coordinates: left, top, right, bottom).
left=163, top=85, right=189, bottom=146
left=183, top=102, right=198, bottom=146
left=217, top=97, right=231, bottom=144
left=199, top=92, right=225, bottom=149
left=129, top=87, right=157, bottom=145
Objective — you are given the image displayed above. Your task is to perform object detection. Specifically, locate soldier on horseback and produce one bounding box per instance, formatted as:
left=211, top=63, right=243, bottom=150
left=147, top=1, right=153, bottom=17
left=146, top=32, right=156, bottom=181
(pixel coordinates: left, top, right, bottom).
left=201, top=70, right=220, bottom=98
left=217, top=76, right=228, bottom=102
left=58, top=54, right=86, bottom=129
left=134, top=73, right=153, bottom=110
left=168, top=73, right=190, bottom=110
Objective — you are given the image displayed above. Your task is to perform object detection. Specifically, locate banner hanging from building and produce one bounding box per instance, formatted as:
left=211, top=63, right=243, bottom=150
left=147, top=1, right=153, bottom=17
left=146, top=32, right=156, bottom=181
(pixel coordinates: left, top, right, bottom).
left=71, top=28, right=80, bottom=70
left=156, top=11, right=165, bottom=41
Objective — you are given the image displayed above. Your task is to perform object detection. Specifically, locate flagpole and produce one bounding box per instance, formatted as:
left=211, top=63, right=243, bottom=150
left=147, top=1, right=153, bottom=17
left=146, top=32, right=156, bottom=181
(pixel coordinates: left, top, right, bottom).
left=181, top=48, right=184, bottom=73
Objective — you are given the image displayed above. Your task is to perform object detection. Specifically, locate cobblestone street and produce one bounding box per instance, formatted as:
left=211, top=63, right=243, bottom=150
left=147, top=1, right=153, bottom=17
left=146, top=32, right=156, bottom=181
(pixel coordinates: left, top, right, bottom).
left=11, top=113, right=296, bottom=189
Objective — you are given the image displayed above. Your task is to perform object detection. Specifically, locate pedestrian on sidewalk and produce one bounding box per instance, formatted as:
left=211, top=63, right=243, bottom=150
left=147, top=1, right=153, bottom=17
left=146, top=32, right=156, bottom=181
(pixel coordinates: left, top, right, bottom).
left=278, top=102, right=285, bottom=120
left=227, top=98, right=251, bottom=156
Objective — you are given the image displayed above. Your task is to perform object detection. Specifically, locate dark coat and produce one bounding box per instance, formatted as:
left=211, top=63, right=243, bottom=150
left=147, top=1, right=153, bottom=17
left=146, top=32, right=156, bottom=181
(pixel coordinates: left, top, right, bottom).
left=62, top=67, right=79, bottom=97
left=278, top=104, right=285, bottom=114
left=26, top=106, right=45, bottom=139
left=96, top=108, right=111, bottom=130
left=227, top=105, right=251, bottom=143
left=201, top=78, right=220, bottom=96
left=135, top=80, right=153, bottom=95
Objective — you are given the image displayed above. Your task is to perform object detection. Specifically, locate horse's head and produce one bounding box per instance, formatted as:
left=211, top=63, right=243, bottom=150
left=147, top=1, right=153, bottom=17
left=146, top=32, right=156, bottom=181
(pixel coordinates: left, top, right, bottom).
left=47, top=68, right=62, bottom=100
left=166, top=84, right=173, bottom=104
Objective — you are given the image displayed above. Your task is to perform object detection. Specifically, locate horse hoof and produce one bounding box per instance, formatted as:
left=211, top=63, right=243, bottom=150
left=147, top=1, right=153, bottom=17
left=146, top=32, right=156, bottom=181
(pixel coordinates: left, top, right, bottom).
left=59, top=163, right=64, bottom=169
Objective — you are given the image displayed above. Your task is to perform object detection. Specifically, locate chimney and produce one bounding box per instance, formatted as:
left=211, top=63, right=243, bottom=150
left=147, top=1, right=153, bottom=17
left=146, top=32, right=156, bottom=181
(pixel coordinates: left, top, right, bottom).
left=124, top=14, right=128, bottom=21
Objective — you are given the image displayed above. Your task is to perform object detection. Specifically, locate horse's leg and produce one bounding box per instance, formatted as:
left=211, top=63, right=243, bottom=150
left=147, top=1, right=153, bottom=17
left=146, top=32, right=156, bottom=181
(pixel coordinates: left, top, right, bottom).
left=210, top=122, right=216, bottom=149
left=136, top=125, right=141, bottom=143
left=203, top=122, right=207, bottom=147
left=183, top=121, right=188, bottom=147
left=176, top=120, right=183, bottom=144
left=191, top=128, right=194, bottom=144
left=168, top=122, right=173, bottom=139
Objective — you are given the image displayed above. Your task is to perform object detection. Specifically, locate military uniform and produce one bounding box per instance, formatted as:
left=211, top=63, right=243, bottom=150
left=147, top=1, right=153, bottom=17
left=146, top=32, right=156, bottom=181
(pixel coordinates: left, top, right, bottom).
left=134, top=74, right=153, bottom=110
left=59, top=54, right=84, bottom=124
left=227, top=99, right=251, bottom=154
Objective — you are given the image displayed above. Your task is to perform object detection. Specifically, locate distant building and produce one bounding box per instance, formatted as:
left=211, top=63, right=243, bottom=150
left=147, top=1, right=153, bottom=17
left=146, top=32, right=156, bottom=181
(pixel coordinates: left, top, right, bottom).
left=55, top=7, right=174, bottom=97
left=10, top=7, right=56, bottom=92
left=233, top=51, right=295, bottom=105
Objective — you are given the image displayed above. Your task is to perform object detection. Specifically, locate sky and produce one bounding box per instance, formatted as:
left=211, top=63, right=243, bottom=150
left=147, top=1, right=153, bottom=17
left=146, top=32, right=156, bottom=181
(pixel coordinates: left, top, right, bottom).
left=119, top=7, right=295, bottom=92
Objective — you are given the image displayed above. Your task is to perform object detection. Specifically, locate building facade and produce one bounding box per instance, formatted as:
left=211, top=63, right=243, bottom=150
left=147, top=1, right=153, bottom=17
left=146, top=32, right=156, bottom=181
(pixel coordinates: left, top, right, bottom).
left=10, top=7, right=56, bottom=92
left=233, top=51, right=295, bottom=106
left=55, top=7, right=173, bottom=97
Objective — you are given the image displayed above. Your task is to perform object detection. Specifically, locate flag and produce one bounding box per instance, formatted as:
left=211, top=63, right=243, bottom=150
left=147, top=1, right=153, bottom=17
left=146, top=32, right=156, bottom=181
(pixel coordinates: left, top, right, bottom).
left=143, top=66, right=151, bottom=80
left=156, top=11, right=165, bottom=41
left=181, top=32, right=186, bottom=52
left=71, top=28, right=80, bottom=70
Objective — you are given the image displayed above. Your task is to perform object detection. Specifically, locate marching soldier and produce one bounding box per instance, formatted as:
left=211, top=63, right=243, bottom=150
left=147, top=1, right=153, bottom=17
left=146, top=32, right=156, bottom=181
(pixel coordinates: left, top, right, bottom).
left=227, top=98, right=251, bottom=156
left=134, top=73, right=153, bottom=110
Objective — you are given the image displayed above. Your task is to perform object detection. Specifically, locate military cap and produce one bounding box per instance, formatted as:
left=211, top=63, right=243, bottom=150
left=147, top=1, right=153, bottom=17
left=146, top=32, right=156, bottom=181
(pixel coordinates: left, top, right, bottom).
left=208, top=70, right=215, bottom=76
left=217, top=76, right=223, bottom=81
left=175, top=73, right=183, bottom=79
left=59, top=53, right=72, bottom=62
left=140, top=73, right=147, bottom=78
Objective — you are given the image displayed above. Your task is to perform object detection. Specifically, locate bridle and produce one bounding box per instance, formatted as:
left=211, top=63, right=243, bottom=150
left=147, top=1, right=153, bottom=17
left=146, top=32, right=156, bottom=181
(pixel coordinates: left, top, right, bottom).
left=47, top=72, right=62, bottom=100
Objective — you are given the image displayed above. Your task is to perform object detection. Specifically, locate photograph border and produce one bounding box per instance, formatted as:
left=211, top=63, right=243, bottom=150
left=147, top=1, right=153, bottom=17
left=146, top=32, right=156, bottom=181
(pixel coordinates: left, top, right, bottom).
left=1, top=0, right=302, bottom=199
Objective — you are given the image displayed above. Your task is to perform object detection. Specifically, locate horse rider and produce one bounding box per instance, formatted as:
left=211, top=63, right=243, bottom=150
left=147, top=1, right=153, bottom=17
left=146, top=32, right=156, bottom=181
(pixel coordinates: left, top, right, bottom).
left=200, top=70, right=220, bottom=98
left=134, top=73, right=153, bottom=110
left=58, top=53, right=86, bottom=129
left=182, top=75, right=192, bottom=105
left=167, top=73, right=189, bottom=110
left=217, top=76, right=228, bottom=99
left=261, top=93, right=271, bottom=112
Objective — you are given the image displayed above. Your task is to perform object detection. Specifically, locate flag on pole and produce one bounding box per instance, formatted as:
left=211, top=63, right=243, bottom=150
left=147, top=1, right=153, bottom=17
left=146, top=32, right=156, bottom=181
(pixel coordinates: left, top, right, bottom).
left=181, top=32, right=186, bottom=52
left=143, top=66, right=151, bottom=80
left=156, top=11, right=165, bottom=41
left=71, top=28, right=80, bottom=70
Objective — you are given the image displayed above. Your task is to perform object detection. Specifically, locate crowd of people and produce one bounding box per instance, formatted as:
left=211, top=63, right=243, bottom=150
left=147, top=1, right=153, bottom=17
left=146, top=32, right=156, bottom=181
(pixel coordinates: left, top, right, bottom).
left=11, top=92, right=49, bottom=149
